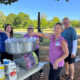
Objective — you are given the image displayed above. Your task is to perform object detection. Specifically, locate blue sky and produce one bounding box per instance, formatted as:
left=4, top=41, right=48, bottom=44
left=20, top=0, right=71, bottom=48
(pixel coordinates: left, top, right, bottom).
left=0, top=0, right=80, bottom=20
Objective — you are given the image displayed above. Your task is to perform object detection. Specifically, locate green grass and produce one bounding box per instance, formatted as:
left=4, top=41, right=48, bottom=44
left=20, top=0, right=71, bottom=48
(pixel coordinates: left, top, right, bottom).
left=1, top=28, right=80, bottom=34
left=40, top=38, right=50, bottom=46
left=76, top=29, right=80, bottom=34
left=14, top=33, right=24, bottom=38
left=13, top=28, right=80, bottom=34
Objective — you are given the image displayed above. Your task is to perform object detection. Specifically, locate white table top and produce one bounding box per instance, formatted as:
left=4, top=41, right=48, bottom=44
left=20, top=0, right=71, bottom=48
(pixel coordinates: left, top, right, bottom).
left=6, top=62, right=48, bottom=80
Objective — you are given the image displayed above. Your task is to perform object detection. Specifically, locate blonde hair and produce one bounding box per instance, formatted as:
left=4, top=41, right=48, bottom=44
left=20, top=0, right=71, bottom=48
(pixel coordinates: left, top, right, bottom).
left=27, top=25, right=33, bottom=29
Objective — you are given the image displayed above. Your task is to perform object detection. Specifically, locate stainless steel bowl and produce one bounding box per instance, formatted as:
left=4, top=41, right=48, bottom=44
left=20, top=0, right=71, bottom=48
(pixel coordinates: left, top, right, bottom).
left=5, top=38, right=36, bottom=55
left=20, top=41, right=36, bottom=53
left=5, top=40, right=22, bottom=54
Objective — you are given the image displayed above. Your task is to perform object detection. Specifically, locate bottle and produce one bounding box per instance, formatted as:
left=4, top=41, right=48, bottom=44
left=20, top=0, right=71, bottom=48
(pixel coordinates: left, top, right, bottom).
left=32, top=52, right=39, bottom=65
left=3, top=59, right=11, bottom=75
left=0, top=62, right=5, bottom=80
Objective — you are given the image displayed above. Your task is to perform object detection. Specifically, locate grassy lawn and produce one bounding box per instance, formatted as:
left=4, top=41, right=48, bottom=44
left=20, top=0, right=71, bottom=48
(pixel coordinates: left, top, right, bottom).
left=40, top=38, right=50, bottom=46
left=76, top=29, right=80, bottom=34
left=13, top=28, right=80, bottom=34
left=14, top=33, right=24, bottom=38
left=1, top=28, right=80, bottom=34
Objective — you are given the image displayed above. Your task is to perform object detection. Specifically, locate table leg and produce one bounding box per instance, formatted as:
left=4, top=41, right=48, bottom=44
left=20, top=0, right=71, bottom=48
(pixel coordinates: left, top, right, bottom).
left=30, top=76, right=32, bottom=80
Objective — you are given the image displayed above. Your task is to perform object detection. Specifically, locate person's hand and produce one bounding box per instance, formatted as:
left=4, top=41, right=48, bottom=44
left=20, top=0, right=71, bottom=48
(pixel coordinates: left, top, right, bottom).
left=71, top=54, right=76, bottom=58
left=53, top=60, right=59, bottom=70
left=0, top=29, right=3, bottom=32
left=5, top=31, right=10, bottom=38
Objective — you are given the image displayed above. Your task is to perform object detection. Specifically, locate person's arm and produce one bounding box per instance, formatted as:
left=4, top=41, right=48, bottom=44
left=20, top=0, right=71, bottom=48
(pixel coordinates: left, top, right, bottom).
left=53, top=40, right=69, bottom=69
left=33, top=32, right=52, bottom=39
left=57, top=40, right=69, bottom=61
left=71, top=28, right=77, bottom=57
left=71, top=40, right=77, bottom=57
left=0, top=29, right=10, bottom=38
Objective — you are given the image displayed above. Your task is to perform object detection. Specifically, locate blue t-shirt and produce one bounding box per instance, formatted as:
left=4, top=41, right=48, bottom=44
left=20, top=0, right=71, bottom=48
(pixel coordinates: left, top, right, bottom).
left=0, top=32, right=8, bottom=52
left=61, top=27, right=77, bottom=54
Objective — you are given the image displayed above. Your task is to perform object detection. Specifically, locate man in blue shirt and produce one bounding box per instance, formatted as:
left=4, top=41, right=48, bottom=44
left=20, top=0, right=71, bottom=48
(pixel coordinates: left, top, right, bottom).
left=61, top=17, right=77, bottom=80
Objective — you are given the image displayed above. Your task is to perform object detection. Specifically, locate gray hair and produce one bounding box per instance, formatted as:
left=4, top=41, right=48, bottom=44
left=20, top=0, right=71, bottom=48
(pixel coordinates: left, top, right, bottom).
left=62, top=17, right=69, bottom=22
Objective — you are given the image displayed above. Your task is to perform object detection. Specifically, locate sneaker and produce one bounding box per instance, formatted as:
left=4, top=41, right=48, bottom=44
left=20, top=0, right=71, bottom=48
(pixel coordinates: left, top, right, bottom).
left=40, top=72, right=44, bottom=79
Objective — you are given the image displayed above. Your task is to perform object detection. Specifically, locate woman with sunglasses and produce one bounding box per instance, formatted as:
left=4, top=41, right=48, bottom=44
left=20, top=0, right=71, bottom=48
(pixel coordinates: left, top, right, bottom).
left=24, top=25, right=44, bottom=78
left=24, top=25, right=40, bottom=60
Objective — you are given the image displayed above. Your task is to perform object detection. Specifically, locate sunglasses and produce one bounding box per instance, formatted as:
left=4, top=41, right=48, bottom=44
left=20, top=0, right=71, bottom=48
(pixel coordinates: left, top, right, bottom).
left=28, top=28, right=33, bottom=30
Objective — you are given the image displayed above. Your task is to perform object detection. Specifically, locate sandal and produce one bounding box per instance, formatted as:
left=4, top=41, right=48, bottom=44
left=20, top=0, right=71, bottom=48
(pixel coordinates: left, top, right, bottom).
left=61, top=73, right=69, bottom=77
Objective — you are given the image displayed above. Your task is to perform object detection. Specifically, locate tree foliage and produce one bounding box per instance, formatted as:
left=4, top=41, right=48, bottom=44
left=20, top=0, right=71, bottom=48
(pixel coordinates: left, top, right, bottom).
left=0, top=0, right=18, bottom=5
left=0, top=11, right=80, bottom=29
left=0, top=0, right=69, bottom=5
left=6, top=13, right=16, bottom=25
left=50, top=17, right=60, bottom=28
left=70, top=20, right=80, bottom=28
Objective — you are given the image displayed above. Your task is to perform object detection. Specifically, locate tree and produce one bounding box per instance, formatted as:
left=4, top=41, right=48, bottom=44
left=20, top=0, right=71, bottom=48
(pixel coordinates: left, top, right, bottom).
left=40, top=14, right=48, bottom=29
left=0, top=11, right=5, bottom=18
left=18, top=12, right=30, bottom=28
left=56, top=0, right=69, bottom=2
left=50, top=17, right=60, bottom=28
left=0, top=11, right=6, bottom=28
left=13, top=16, right=22, bottom=28
left=70, top=20, right=80, bottom=28
left=0, top=0, right=18, bottom=5
left=0, top=0, right=69, bottom=5
left=6, top=13, right=16, bottom=25
left=31, top=20, right=37, bottom=29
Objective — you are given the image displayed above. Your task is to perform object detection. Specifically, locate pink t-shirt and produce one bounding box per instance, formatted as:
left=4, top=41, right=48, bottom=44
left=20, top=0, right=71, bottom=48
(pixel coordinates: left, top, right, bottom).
left=49, top=35, right=65, bottom=67
left=24, top=33, right=39, bottom=49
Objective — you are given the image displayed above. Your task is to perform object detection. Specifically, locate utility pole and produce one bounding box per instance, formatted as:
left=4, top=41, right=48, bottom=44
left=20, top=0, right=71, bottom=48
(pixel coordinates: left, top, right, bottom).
left=38, top=12, right=41, bottom=32
left=38, top=12, right=43, bottom=42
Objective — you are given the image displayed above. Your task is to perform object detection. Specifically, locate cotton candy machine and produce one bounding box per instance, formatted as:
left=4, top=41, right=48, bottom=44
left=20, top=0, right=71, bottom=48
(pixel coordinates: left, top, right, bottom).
left=5, top=37, right=38, bottom=70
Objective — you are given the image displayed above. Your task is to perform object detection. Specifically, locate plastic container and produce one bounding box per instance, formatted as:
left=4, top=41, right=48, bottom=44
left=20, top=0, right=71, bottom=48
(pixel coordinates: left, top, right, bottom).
left=3, top=59, right=11, bottom=75
left=8, top=61, right=17, bottom=80
left=3, top=59, right=17, bottom=80
left=0, top=63, right=5, bottom=80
